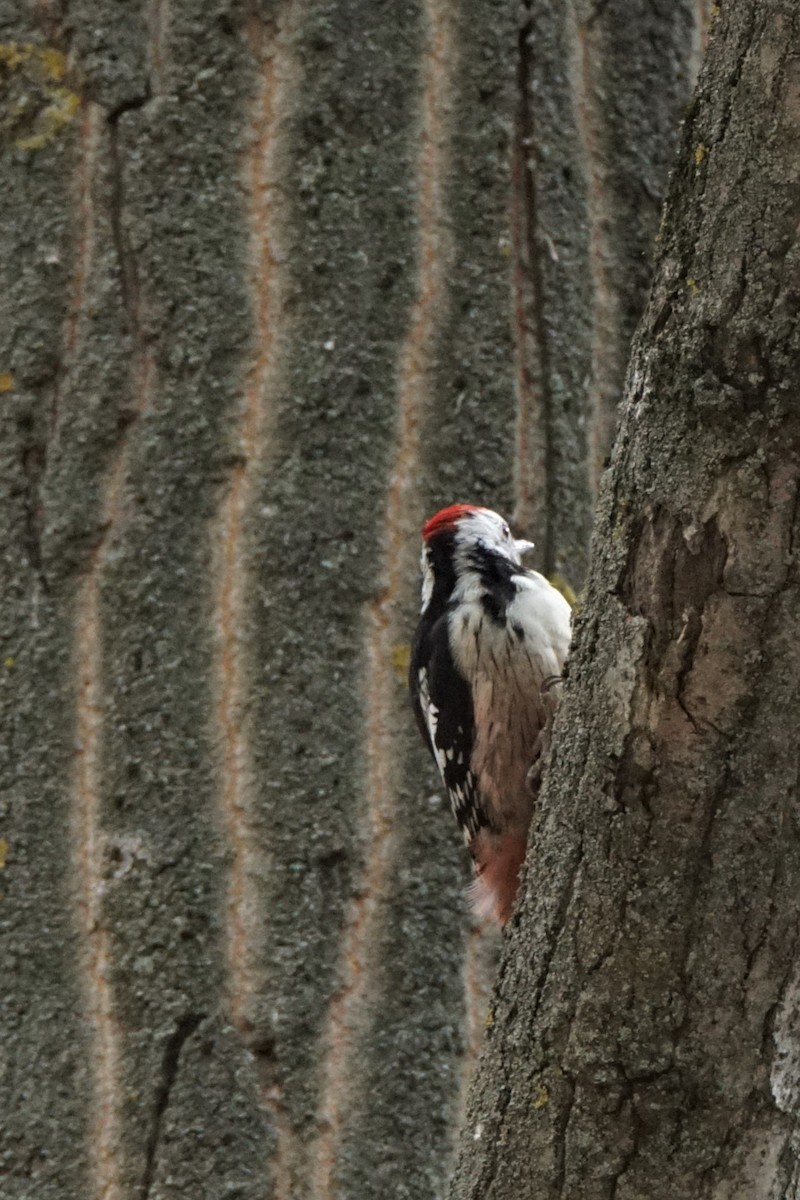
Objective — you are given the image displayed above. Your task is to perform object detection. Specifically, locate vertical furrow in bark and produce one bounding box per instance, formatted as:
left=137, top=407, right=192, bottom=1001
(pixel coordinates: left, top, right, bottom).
left=454, top=928, right=496, bottom=1134
left=511, top=13, right=549, bottom=551
left=571, top=10, right=624, bottom=497
left=311, top=3, right=454, bottom=1192
left=60, top=104, right=114, bottom=1194
left=569, top=0, right=700, bottom=497
left=512, top=0, right=699, bottom=584
left=71, top=108, right=158, bottom=1200
left=73, top=578, right=124, bottom=1200
left=63, top=103, right=127, bottom=1200
left=511, top=1, right=594, bottom=586
left=213, top=11, right=295, bottom=1194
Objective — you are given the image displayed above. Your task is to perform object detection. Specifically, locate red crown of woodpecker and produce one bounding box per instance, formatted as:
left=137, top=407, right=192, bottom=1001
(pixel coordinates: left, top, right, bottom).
left=421, top=504, right=486, bottom=542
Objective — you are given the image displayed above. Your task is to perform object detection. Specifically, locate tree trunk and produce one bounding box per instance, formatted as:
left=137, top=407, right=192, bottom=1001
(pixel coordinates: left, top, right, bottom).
left=1, top=2, right=700, bottom=1198
left=451, top=2, right=800, bottom=1196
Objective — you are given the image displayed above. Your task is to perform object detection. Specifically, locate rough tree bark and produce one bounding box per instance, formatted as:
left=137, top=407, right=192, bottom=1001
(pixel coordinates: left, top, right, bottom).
left=451, top=2, right=800, bottom=1197
left=0, top=2, right=702, bottom=1199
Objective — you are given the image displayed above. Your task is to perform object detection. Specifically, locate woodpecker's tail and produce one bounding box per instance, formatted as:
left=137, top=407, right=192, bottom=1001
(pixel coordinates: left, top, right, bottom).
left=468, top=831, right=527, bottom=926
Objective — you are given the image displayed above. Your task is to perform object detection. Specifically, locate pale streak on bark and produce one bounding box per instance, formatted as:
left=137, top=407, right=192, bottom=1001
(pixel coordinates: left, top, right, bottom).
left=690, top=0, right=715, bottom=83
left=212, top=13, right=293, bottom=1197
left=52, top=104, right=102, bottom=432
left=510, top=45, right=547, bottom=539
left=65, top=102, right=118, bottom=1200
left=146, top=0, right=170, bottom=96
left=511, top=11, right=557, bottom=567
left=310, top=2, right=455, bottom=1194
left=454, top=926, right=492, bottom=1134
left=71, top=126, right=158, bottom=1200
left=73, top=578, right=123, bottom=1200
left=570, top=6, right=623, bottom=498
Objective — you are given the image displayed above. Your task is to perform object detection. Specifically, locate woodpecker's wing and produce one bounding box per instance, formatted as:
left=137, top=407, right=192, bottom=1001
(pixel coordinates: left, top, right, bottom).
left=409, top=611, right=488, bottom=843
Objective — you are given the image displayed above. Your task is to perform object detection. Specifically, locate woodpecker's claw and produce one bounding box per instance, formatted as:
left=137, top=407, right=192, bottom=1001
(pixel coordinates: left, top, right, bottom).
left=541, top=674, right=562, bottom=694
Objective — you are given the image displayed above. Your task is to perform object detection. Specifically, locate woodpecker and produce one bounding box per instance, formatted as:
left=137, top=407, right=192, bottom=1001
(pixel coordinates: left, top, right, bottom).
left=409, top=504, right=571, bottom=925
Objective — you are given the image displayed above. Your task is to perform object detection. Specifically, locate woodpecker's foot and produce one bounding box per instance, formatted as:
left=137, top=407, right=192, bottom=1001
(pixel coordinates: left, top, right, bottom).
left=526, top=719, right=554, bottom=796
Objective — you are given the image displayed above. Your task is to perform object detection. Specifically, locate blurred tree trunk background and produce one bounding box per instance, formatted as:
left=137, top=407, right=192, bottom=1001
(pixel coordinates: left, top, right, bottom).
left=0, top=2, right=709, bottom=1197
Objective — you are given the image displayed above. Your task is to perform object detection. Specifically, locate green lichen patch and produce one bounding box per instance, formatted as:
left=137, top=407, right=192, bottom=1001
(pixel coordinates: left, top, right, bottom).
left=0, top=42, right=80, bottom=151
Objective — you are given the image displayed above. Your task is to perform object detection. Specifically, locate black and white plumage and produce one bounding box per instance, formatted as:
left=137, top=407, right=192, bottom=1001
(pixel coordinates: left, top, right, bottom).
left=409, top=504, right=571, bottom=925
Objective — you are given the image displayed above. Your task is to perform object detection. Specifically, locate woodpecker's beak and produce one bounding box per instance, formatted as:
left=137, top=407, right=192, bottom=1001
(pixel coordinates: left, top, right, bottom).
left=514, top=538, right=535, bottom=557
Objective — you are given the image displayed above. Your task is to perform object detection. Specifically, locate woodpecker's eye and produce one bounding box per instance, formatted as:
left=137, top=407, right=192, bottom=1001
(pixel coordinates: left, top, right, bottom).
left=502, top=524, right=510, bottom=539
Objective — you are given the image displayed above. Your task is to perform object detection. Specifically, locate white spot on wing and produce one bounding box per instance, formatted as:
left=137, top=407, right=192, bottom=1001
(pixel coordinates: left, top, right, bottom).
left=420, top=546, right=434, bottom=611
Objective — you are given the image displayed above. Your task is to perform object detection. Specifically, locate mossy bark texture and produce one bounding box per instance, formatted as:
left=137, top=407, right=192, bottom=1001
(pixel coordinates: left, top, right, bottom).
left=451, top=3, right=800, bottom=1197
left=0, top=2, right=698, bottom=1198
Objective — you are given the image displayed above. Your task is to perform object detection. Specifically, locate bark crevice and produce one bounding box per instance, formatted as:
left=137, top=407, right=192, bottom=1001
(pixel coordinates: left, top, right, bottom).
left=140, top=1012, right=205, bottom=1200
